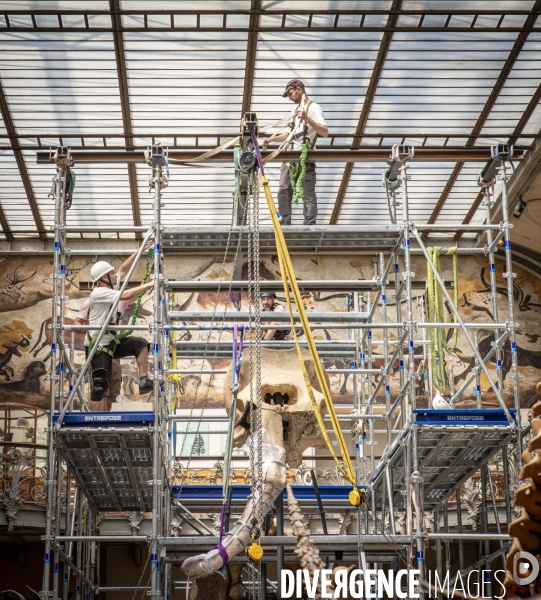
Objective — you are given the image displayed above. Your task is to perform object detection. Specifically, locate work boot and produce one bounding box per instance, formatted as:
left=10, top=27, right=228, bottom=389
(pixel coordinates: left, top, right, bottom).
left=139, top=377, right=154, bottom=394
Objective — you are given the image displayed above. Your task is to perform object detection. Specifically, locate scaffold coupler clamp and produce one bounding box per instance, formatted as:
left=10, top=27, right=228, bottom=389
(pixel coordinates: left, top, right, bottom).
left=52, top=146, right=73, bottom=166
left=492, top=143, right=513, bottom=164
left=146, top=144, right=168, bottom=166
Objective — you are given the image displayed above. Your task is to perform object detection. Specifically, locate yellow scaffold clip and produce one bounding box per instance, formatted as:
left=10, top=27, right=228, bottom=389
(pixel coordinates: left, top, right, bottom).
left=349, top=488, right=366, bottom=507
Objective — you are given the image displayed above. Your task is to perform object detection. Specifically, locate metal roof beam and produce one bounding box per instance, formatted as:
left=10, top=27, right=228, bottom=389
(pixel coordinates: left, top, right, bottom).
left=241, top=0, right=260, bottom=116
left=329, top=0, right=403, bottom=225
left=421, top=162, right=464, bottom=241
left=508, top=80, right=541, bottom=147
left=0, top=81, right=45, bottom=242
left=35, top=147, right=506, bottom=165
left=110, top=0, right=141, bottom=239
left=5, top=8, right=540, bottom=15
left=7, top=26, right=540, bottom=33
left=426, top=0, right=541, bottom=239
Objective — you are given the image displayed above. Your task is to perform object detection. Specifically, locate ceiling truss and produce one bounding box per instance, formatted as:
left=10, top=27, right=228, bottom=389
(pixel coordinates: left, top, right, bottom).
left=1, top=2, right=541, bottom=239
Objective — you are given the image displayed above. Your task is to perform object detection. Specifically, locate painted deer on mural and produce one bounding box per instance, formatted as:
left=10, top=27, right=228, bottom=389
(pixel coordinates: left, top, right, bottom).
left=0, top=336, right=32, bottom=381
left=0, top=266, right=42, bottom=303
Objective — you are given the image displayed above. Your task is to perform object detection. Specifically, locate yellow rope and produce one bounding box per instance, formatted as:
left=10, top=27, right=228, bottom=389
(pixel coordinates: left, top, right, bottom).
left=168, top=292, right=184, bottom=412
left=261, top=176, right=356, bottom=488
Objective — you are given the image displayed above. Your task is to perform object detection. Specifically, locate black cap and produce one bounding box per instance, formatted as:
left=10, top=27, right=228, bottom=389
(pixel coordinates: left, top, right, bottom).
left=282, top=79, right=305, bottom=97
left=260, top=291, right=276, bottom=298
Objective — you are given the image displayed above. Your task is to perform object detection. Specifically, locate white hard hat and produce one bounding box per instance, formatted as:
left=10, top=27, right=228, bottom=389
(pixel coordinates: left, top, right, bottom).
left=90, top=261, right=114, bottom=283
left=431, top=393, right=452, bottom=410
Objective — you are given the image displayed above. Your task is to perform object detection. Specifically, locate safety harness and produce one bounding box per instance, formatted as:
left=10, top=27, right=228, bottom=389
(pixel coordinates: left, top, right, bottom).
left=284, top=100, right=316, bottom=205
left=87, top=248, right=154, bottom=357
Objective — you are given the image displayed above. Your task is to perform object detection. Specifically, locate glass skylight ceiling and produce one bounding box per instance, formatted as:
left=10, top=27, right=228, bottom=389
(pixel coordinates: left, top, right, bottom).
left=0, top=0, right=540, bottom=239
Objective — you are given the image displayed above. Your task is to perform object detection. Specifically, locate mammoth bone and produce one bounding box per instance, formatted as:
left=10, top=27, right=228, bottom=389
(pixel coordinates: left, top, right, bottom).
left=181, top=347, right=328, bottom=579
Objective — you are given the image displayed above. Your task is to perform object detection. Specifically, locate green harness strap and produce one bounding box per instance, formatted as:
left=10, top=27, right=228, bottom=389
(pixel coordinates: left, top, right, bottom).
left=426, top=246, right=459, bottom=392
left=285, top=100, right=316, bottom=205
left=88, top=248, right=155, bottom=357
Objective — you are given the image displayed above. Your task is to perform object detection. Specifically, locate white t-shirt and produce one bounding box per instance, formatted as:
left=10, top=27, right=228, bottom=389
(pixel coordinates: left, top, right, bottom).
left=77, top=297, right=129, bottom=323
left=271, top=304, right=292, bottom=340
left=84, top=288, right=126, bottom=347
left=288, top=101, right=326, bottom=150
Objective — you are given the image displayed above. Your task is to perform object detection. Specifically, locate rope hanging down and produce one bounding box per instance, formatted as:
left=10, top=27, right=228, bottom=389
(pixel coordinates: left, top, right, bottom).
left=250, top=131, right=358, bottom=495
left=287, top=143, right=308, bottom=205
left=426, top=247, right=459, bottom=392
left=222, top=324, right=246, bottom=501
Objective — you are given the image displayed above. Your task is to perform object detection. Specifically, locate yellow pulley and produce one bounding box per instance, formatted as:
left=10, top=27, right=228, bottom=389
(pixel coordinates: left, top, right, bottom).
left=349, top=488, right=366, bottom=507
left=247, top=542, right=264, bottom=562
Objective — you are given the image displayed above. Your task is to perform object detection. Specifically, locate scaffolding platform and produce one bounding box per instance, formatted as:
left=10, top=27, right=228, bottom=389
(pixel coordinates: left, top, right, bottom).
left=166, top=280, right=384, bottom=292
left=171, top=484, right=365, bottom=512
left=163, top=226, right=402, bottom=254
left=53, top=412, right=158, bottom=513
left=368, top=409, right=516, bottom=509
left=172, top=340, right=362, bottom=359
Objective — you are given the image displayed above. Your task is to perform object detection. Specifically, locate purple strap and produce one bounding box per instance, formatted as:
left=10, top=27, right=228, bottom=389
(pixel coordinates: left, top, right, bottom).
left=233, top=324, right=238, bottom=367
left=250, top=129, right=265, bottom=175
left=229, top=292, right=241, bottom=310
left=215, top=543, right=229, bottom=566
left=212, top=503, right=229, bottom=565
left=237, top=325, right=246, bottom=358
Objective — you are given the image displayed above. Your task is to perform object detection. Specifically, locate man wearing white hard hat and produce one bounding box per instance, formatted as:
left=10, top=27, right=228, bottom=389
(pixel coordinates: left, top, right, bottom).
left=84, top=243, right=154, bottom=411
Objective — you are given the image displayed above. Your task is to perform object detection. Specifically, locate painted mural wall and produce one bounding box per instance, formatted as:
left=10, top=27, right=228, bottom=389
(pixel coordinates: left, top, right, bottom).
left=0, top=251, right=540, bottom=410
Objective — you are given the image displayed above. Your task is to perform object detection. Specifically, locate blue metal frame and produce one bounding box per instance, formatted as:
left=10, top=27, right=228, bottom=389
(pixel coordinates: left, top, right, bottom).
left=171, top=484, right=365, bottom=501
left=52, top=411, right=156, bottom=427
left=413, top=409, right=516, bottom=426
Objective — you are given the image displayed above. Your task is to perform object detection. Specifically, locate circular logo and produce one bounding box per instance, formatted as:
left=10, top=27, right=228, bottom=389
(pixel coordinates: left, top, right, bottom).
left=513, top=551, right=540, bottom=586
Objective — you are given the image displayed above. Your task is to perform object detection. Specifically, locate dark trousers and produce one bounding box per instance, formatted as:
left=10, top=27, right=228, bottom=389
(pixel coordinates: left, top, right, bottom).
left=277, top=162, right=317, bottom=225
left=88, top=336, right=148, bottom=401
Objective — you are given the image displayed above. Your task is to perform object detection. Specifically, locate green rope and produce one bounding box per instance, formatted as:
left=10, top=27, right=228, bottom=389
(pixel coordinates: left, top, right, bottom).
left=288, top=142, right=309, bottom=205
left=427, top=247, right=459, bottom=392
left=126, top=247, right=154, bottom=334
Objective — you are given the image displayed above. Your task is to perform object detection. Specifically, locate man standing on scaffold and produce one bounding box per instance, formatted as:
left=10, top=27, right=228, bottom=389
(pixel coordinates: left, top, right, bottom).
left=84, top=244, right=155, bottom=411
left=262, top=79, right=329, bottom=226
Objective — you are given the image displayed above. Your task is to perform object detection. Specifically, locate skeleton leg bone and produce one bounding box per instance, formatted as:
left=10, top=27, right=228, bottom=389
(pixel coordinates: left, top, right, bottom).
left=182, top=407, right=286, bottom=579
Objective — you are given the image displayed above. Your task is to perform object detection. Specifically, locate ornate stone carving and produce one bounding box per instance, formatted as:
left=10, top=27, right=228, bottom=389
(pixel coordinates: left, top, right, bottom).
left=170, top=508, right=184, bottom=537
left=127, top=511, right=144, bottom=533
left=462, top=478, right=481, bottom=530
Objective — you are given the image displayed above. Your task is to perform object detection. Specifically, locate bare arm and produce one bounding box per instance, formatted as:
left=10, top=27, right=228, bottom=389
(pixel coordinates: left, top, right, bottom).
left=305, top=117, right=328, bottom=137
left=73, top=317, right=87, bottom=326
left=120, top=282, right=154, bottom=302
left=263, top=328, right=275, bottom=341
left=297, top=109, right=329, bottom=138
left=117, top=241, right=153, bottom=281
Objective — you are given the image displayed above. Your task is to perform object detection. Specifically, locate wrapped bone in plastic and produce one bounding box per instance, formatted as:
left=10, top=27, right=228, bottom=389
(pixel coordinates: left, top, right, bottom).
left=242, top=428, right=287, bottom=467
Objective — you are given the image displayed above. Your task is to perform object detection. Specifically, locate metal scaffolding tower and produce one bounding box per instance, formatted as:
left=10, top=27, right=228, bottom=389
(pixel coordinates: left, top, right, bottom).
left=40, top=141, right=523, bottom=599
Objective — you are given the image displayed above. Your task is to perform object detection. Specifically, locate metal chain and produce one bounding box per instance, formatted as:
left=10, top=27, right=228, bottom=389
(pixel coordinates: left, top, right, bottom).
left=247, top=179, right=255, bottom=490
left=254, top=171, right=263, bottom=532
left=177, top=200, right=247, bottom=485
left=356, top=505, right=364, bottom=571
left=248, top=174, right=264, bottom=600
left=131, top=547, right=151, bottom=600
left=367, top=490, right=413, bottom=569
left=253, top=172, right=263, bottom=600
